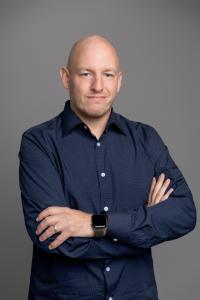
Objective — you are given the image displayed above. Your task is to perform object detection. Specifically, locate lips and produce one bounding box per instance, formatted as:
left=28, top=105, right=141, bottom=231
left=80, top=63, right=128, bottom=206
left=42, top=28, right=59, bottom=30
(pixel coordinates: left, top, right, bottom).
left=87, top=96, right=106, bottom=99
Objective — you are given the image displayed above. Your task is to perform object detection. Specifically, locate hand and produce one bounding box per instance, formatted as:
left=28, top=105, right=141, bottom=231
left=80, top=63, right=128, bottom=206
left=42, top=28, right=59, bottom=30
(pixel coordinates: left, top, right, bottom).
left=35, top=207, right=94, bottom=249
left=147, top=173, right=174, bottom=207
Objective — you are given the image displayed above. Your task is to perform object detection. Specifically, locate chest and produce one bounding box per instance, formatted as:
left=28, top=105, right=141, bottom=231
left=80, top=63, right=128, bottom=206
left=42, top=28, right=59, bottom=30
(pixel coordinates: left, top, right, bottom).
left=54, top=133, right=155, bottom=213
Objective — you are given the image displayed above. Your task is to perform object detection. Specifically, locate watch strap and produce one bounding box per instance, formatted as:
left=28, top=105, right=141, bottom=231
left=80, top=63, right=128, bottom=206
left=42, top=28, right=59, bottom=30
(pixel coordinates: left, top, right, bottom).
left=94, top=226, right=107, bottom=238
left=92, top=212, right=108, bottom=238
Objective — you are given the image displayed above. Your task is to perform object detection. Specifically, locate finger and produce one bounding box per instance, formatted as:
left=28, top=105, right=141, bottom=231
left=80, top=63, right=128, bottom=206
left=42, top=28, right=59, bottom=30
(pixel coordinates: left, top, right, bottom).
left=35, top=215, right=58, bottom=235
left=48, top=232, right=69, bottom=250
left=147, top=180, right=173, bottom=207
left=154, top=178, right=171, bottom=204
left=151, top=173, right=165, bottom=203
left=148, top=177, right=157, bottom=203
left=147, top=177, right=157, bottom=206
left=38, top=224, right=59, bottom=242
left=160, top=188, right=174, bottom=202
left=36, top=206, right=68, bottom=222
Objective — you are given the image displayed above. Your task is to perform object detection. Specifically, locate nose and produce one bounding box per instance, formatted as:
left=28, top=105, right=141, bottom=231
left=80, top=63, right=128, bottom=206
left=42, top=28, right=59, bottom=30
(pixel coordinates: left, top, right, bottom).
left=91, top=75, right=103, bottom=92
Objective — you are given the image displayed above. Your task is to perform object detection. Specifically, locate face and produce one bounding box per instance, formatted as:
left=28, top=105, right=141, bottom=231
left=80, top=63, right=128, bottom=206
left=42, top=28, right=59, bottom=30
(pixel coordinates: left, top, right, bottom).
left=60, top=40, right=122, bottom=121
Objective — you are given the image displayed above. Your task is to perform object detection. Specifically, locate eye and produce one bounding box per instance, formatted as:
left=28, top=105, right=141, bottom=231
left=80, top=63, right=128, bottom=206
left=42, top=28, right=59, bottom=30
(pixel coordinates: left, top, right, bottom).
left=80, top=72, right=91, bottom=77
left=105, top=73, right=115, bottom=77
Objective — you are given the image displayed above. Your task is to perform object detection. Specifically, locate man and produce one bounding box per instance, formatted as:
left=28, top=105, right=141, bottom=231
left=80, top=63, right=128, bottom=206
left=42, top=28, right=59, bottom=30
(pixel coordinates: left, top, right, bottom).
left=18, top=35, right=196, bottom=300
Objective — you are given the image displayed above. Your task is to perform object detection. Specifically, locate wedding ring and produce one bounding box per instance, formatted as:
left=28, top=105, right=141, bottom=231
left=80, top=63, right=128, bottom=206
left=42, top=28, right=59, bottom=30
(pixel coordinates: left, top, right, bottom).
left=53, top=225, right=57, bottom=233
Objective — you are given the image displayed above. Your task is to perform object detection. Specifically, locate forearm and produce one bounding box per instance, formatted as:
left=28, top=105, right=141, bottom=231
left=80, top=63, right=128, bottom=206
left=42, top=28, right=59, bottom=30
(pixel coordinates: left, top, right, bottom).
left=106, top=192, right=196, bottom=248
left=105, top=146, right=197, bottom=248
left=23, top=197, right=147, bottom=259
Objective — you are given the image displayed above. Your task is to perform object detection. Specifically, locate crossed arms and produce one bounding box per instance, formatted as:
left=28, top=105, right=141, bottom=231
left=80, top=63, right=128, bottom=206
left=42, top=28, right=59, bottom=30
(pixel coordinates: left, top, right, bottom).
left=35, top=173, right=173, bottom=250
left=18, top=128, right=196, bottom=258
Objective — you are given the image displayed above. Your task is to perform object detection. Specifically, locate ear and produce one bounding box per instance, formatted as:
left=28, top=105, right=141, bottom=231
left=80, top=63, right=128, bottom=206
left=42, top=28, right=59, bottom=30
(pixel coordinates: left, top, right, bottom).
left=117, top=71, right=123, bottom=93
left=59, top=67, right=70, bottom=90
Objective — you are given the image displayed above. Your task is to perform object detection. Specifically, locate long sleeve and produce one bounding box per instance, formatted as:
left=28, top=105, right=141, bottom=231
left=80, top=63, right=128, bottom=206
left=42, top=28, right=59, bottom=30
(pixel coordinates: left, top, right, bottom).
left=106, top=126, right=197, bottom=248
left=18, top=130, right=147, bottom=259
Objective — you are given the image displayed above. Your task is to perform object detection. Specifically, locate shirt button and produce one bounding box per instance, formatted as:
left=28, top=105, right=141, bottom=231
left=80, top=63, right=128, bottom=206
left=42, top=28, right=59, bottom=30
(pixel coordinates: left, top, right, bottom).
left=104, top=206, right=109, bottom=211
left=113, top=238, right=118, bottom=242
left=84, top=125, right=87, bottom=130
left=106, top=266, right=110, bottom=272
left=101, top=172, right=106, bottom=177
left=96, top=142, right=101, bottom=147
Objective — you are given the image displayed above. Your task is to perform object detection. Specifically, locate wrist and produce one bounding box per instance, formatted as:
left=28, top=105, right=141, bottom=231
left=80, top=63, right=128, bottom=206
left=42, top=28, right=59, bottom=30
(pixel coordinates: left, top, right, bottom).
left=87, top=214, right=95, bottom=237
left=91, top=212, right=108, bottom=238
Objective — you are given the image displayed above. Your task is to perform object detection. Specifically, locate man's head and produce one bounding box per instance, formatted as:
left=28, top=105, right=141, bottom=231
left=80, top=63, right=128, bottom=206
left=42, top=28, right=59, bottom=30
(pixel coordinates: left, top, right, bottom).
left=60, top=35, right=122, bottom=121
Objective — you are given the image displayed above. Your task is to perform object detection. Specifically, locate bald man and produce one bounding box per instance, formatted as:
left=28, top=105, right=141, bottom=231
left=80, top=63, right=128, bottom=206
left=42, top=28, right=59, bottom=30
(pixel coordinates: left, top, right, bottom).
left=19, top=35, right=196, bottom=300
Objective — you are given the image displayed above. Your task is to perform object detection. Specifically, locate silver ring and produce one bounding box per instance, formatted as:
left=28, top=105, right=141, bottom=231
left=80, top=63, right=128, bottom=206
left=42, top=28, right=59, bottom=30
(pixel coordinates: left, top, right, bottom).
left=53, top=225, right=57, bottom=233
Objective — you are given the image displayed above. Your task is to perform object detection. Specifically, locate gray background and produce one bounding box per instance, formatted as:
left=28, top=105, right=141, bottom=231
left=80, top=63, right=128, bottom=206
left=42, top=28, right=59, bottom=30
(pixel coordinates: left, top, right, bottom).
left=1, top=1, right=199, bottom=299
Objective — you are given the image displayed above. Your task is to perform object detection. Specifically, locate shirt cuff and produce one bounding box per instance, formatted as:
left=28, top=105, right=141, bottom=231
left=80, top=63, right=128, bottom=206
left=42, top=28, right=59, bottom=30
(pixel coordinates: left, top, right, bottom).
left=106, top=212, right=132, bottom=243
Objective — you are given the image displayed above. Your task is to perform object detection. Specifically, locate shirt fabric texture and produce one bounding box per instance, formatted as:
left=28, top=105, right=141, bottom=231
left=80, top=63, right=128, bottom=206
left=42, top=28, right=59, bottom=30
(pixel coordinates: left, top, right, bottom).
left=18, top=100, right=196, bottom=300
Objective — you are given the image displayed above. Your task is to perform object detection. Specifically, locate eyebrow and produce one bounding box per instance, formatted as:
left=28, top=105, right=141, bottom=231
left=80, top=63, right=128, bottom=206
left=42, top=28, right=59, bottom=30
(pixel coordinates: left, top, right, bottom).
left=76, top=67, right=118, bottom=73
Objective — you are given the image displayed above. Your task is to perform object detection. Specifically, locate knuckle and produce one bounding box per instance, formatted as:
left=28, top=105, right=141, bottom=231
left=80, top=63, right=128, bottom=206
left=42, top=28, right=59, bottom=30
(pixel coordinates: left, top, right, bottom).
left=40, top=223, right=45, bottom=230
left=43, top=219, right=48, bottom=226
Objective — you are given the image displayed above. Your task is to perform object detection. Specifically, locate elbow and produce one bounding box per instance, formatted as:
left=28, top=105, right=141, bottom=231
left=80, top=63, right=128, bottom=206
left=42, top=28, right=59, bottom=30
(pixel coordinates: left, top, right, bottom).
left=184, top=191, right=197, bottom=234
left=149, top=195, right=197, bottom=245
left=187, top=203, right=197, bottom=233
left=177, top=196, right=197, bottom=238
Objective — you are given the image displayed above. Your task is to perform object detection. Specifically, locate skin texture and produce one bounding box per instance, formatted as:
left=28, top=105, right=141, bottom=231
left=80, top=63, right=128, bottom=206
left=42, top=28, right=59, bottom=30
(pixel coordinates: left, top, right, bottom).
left=35, top=35, right=174, bottom=250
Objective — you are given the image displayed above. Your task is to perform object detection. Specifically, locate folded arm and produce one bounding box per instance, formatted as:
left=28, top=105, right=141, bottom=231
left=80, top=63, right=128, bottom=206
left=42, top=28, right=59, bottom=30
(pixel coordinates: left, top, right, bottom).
left=106, top=127, right=197, bottom=248
left=18, top=130, right=147, bottom=259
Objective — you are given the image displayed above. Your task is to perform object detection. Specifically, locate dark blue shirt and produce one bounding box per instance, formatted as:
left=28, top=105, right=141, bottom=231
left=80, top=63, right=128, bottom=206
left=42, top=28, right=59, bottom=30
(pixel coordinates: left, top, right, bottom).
left=18, top=100, right=196, bottom=300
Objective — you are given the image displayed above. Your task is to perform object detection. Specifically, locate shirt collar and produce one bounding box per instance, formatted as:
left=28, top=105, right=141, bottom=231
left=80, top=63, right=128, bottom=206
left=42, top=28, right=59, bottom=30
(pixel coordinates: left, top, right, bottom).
left=61, top=100, right=127, bottom=136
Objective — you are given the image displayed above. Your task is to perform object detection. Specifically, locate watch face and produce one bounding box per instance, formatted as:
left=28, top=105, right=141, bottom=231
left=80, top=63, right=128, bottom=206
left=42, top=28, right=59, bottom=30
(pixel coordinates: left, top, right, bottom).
left=92, top=214, right=106, bottom=227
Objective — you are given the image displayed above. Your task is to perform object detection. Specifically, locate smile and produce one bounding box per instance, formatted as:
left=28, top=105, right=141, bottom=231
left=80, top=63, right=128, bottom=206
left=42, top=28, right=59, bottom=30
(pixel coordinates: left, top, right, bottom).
left=87, top=96, right=106, bottom=99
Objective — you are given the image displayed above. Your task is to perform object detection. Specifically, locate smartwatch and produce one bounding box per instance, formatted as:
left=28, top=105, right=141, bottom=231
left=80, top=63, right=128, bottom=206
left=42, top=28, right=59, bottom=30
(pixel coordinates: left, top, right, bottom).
left=91, top=212, right=108, bottom=238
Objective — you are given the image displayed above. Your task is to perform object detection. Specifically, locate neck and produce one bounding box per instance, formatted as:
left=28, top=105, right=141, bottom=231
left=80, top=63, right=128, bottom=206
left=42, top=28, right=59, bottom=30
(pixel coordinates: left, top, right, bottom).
left=70, top=103, right=111, bottom=140
left=85, top=116, right=109, bottom=140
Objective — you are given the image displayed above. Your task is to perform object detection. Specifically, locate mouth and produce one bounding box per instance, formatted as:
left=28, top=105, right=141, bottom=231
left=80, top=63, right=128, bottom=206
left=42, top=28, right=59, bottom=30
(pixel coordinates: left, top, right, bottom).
left=87, top=96, right=106, bottom=100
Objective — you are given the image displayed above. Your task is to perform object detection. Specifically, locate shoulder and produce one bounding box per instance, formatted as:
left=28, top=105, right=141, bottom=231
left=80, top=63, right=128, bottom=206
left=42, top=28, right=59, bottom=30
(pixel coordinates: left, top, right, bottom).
left=19, top=112, right=62, bottom=154
left=118, top=113, right=161, bottom=140
left=118, top=113, right=167, bottom=157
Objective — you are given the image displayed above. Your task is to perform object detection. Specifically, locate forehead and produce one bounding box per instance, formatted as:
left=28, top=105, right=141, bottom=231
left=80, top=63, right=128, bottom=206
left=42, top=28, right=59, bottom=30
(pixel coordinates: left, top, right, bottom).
left=70, top=41, right=120, bottom=71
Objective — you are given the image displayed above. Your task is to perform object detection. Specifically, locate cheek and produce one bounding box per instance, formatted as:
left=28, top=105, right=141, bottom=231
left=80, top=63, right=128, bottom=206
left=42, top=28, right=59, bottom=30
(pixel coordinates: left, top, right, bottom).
left=108, top=81, right=119, bottom=94
left=72, top=80, right=90, bottom=95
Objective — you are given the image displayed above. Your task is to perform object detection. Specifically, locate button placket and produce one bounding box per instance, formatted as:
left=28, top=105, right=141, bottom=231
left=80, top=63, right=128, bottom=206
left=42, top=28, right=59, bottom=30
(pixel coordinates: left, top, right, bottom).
left=94, top=136, right=114, bottom=297
left=96, top=141, right=101, bottom=147
left=106, top=266, right=111, bottom=272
